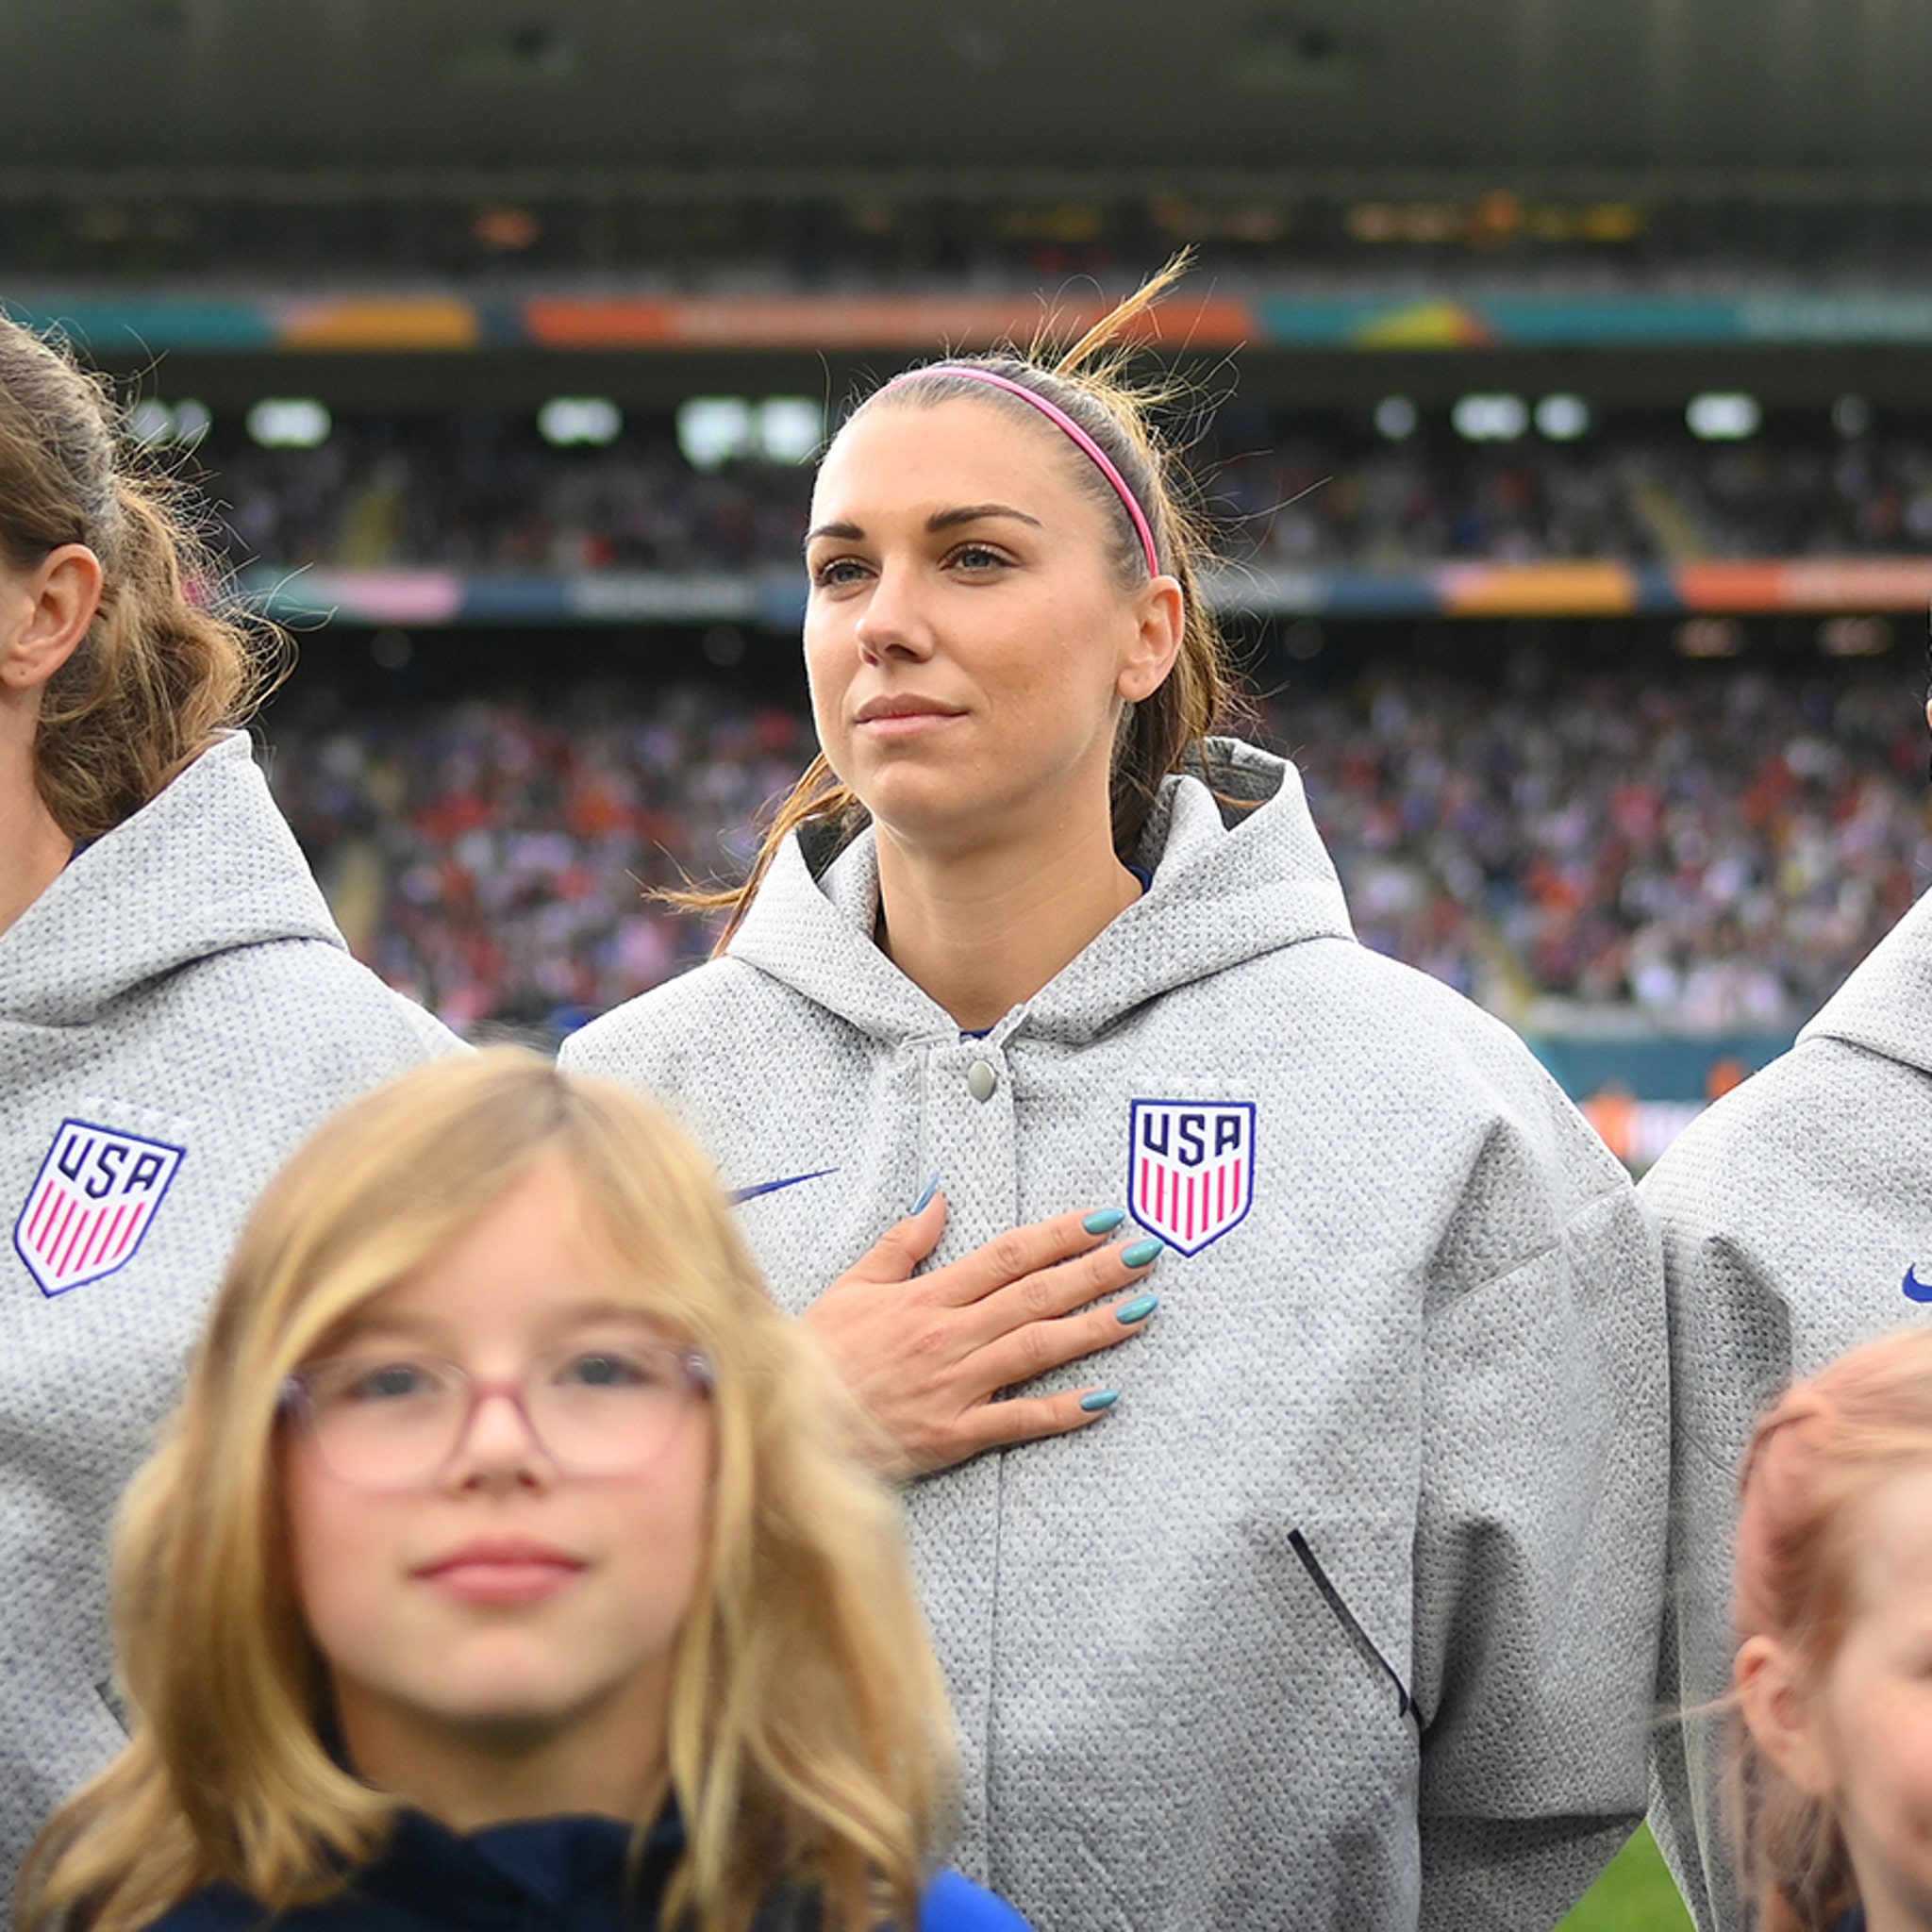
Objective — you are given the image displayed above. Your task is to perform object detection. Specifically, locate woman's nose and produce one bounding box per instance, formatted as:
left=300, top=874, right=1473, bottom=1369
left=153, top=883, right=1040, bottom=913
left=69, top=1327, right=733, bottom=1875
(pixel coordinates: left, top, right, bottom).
left=853, top=561, right=933, bottom=662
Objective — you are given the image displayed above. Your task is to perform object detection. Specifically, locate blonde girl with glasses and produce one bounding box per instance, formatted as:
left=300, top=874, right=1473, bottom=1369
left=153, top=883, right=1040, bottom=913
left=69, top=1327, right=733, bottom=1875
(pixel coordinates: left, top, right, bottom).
left=18, top=1051, right=1026, bottom=1932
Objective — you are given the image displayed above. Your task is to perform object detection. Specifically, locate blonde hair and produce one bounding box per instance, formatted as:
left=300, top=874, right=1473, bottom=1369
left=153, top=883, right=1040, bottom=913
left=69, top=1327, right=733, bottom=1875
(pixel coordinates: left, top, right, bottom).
left=688, top=257, right=1244, bottom=947
left=20, top=1052, right=953, bottom=1932
left=1728, top=1327, right=1932, bottom=1930
left=0, top=314, right=278, bottom=839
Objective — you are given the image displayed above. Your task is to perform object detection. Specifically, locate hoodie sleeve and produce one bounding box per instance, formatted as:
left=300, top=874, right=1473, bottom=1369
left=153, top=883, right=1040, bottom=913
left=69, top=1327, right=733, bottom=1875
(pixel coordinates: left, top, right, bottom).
left=1638, top=1102, right=1811, bottom=1932
left=1641, top=1208, right=1770, bottom=1932
left=1412, top=1116, right=1670, bottom=1932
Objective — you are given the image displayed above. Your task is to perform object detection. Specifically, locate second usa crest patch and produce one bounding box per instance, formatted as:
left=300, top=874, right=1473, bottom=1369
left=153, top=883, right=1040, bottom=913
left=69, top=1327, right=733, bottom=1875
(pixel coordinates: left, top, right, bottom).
left=13, top=1120, right=186, bottom=1298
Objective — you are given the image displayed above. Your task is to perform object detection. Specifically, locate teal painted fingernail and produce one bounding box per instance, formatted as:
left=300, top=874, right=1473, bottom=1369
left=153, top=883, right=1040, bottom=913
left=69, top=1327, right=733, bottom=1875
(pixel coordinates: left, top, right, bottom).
left=1083, top=1208, right=1126, bottom=1235
left=1122, top=1238, right=1164, bottom=1269
left=909, top=1174, right=941, bottom=1215
left=1116, top=1293, right=1158, bottom=1325
left=1079, top=1389, right=1121, bottom=1412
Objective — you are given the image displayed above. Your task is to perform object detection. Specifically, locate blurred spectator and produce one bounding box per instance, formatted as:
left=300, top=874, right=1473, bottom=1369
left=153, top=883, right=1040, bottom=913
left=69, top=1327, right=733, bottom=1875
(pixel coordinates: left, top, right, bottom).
left=267, top=689, right=811, bottom=1037
left=264, top=666, right=1932, bottom=1041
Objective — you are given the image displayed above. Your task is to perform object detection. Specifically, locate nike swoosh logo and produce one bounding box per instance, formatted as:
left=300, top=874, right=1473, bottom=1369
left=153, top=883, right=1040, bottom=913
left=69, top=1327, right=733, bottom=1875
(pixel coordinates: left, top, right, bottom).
left=1904, top=1267, right=1932, bottom=1304
left=728, top=1169, right=837, bottom=1206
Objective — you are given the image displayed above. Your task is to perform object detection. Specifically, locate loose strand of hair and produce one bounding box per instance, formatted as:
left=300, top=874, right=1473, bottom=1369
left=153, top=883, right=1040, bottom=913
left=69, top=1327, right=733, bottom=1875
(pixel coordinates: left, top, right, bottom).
left=1047, top=252, right=1195, bottom=378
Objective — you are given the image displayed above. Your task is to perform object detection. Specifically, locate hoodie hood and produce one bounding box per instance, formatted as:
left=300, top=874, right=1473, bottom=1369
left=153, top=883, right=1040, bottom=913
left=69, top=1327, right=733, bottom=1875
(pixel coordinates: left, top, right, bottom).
left=727, top=738, right=1354, bottom=1049
left=1798, top=883, right=1932, bottom=1078
left=0, top=733, right=343, bottom=1028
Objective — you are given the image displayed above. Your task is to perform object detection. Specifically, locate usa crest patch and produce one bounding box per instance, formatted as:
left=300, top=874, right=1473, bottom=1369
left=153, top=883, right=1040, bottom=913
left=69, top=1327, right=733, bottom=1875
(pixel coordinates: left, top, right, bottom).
left=1128, top=1101, right=1255, bottom=1256
left=13, top=1120, right=185, bottom=1298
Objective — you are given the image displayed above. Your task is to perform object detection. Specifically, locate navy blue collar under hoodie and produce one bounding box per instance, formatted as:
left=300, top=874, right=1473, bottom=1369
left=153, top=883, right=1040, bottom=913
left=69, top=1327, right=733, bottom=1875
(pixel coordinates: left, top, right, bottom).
left=134, top=1805, right=1031, bottom=1932
left=140, top=1807, right=821, bottom=1932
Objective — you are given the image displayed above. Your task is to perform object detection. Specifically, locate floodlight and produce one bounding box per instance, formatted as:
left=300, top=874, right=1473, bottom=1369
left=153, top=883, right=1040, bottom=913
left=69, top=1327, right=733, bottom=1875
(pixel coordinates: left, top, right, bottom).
left=538, top=396, right=622, bottom=447
left=247, top=399, right=332, bottom=449
left=1374, top=395, right=1418, bottom=441
left=126, top=400, right=174, bottom=446
left=1534, top=394, right=1590, bottom=441
left=1451, top=393, right=1527, bottom=441
left=678, top=397, right=753, bottom=472
left=1686, top=393, right=1759, bottom=441
left=755, top=397, right=824, bottom=464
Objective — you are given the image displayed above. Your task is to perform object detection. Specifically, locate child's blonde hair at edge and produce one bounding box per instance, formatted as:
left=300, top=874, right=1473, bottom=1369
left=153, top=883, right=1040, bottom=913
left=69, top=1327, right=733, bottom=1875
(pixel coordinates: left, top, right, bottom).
left=1730, top=1325, right=1932, bottom=1931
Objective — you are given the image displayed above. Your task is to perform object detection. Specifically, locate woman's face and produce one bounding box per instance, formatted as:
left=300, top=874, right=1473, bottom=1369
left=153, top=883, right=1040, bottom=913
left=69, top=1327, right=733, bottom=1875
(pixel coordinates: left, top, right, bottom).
left=802, top=394, right=1181, bottom=859
left=1741, top=1465, right=1932, bottom=1932
left=283, top=1153, right=713, bottom=1797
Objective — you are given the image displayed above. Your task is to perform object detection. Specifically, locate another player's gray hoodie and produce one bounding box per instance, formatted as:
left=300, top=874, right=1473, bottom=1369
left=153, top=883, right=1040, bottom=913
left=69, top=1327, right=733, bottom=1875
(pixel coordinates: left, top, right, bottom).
left=564, top=739, right=1668, bottom=1932
left=0, top=734, right=457, bottom=1911
left=1643, top=884, right=1932, bottom=1932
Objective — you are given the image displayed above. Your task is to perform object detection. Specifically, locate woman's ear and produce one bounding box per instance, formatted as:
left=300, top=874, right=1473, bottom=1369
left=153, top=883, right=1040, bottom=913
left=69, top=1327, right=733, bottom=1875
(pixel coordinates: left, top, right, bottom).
left=1117, top=575, right=1185, bottom=705
left=0, top=544, right=103, bottom=694
left=1737, top=1633, right=1835, bottom=1799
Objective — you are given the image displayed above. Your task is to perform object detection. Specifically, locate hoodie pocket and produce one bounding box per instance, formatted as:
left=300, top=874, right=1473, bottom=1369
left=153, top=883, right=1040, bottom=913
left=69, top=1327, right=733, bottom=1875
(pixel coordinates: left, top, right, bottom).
left=1289, top=1528, right=1415, bottom=1723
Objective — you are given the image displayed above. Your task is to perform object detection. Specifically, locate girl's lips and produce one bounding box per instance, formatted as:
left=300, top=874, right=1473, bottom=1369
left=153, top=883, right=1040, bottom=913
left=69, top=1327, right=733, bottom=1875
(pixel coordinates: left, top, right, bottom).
left=416, top=1544, right=585, bottom=1606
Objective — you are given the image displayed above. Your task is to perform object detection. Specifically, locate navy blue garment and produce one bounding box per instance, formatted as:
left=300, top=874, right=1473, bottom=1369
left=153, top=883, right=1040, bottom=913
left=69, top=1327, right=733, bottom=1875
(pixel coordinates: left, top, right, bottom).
left=140, top=1807, right=1030, bottom=1932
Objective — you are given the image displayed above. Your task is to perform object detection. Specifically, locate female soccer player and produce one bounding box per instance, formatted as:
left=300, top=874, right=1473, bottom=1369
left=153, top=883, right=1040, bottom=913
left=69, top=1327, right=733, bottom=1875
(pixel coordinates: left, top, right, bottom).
left=561, top=271, right=1669, bottom=1932
left=20, top=1052, right=1024, bottom=1932
left=0, top=315, right=454, bottom=1899
left=1645, top=750, right=1932, bottom=1932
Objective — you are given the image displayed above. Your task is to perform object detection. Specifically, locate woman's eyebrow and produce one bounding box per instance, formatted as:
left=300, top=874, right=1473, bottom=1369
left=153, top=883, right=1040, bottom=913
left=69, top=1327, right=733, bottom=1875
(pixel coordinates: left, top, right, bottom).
left=804, top=505, right=1044, bottom=548
left=926, top=504, right=1042, bottom=532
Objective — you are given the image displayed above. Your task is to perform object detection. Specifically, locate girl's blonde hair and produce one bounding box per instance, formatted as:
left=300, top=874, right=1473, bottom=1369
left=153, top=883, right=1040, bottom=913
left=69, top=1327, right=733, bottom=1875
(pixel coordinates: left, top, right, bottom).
left=690, top=257, right=1243, bottom=947
left=20, top=1051, right=953, bottom=1932
left=0, top=314, right=278, bottom=840
left=1729, top=1326, right=1932, bottom=1930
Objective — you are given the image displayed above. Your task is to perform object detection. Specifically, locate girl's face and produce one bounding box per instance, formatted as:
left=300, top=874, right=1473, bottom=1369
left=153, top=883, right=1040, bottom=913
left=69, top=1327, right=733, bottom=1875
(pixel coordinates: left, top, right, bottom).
left=283, top=1153, right=713, bottom=1813
left=1740, top=1465, right=1932, bottom=1932
left=802, top=395, right=1181, bottom=859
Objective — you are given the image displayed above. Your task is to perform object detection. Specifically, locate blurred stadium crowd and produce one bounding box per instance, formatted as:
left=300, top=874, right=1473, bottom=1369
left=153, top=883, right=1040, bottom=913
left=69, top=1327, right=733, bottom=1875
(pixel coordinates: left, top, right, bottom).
left=262, top=664, right=1932, bottom=1042
left=205, top=408, right=1932, bottom=575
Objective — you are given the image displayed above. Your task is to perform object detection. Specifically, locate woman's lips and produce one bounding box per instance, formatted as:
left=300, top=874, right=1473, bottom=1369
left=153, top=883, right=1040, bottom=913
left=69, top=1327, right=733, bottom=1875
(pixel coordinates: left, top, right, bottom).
left=854, top=698, right=963, bottom=740
left=415, top=1542, right=586, bottom=1605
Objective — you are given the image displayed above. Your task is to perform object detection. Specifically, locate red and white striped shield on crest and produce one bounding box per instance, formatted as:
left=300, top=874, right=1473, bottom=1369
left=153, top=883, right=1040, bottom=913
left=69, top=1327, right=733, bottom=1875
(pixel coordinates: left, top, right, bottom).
left=13, top=1120, right=186, bottom=1297
left=1127, top=1101, right=1255, bottom=1257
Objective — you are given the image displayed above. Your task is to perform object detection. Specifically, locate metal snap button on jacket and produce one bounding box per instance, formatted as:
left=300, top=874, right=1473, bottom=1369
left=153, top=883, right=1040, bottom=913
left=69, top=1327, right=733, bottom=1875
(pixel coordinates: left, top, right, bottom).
left=966, top=1059, right=998, bottom=1102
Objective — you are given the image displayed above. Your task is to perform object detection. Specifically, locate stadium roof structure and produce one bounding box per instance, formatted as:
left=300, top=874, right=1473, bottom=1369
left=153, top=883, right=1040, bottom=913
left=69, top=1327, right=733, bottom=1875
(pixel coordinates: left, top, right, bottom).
left=3, top=0, right=1930, bottom=191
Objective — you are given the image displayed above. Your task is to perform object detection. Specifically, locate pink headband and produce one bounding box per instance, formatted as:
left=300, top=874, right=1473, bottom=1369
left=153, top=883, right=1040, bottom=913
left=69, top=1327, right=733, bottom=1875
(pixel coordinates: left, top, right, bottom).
left=883, top=364, right=1161, bottom=577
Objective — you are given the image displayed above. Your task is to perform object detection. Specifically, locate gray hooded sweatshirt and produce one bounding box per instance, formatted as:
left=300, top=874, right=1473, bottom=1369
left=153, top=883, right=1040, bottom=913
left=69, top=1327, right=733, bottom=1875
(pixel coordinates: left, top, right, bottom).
left=1642, top=884, right=1932, bottom=1932
left=0, top=733, right=457, bottom=1908
left=562, top=740, right=1668, bottom=1932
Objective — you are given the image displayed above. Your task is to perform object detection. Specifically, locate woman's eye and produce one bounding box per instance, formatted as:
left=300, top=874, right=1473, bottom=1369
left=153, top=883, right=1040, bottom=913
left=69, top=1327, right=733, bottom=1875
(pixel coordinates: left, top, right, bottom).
left=809, top=556, right=869, bottom=589
left=948, top=542, right=1010, bottom=571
